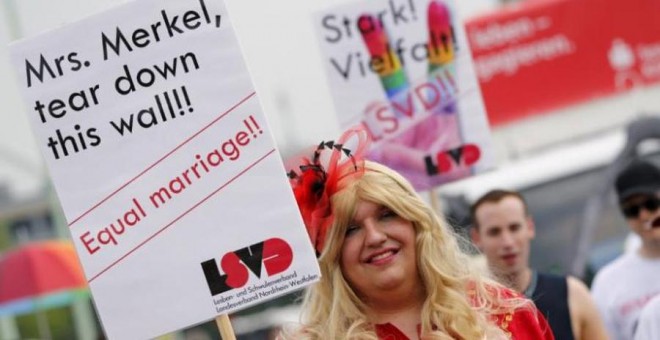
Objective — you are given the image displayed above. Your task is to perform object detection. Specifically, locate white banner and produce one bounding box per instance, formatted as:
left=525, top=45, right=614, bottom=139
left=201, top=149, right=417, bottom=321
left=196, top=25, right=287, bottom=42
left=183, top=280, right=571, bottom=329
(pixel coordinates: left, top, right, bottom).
left=10, top=0, right=319, bottom=338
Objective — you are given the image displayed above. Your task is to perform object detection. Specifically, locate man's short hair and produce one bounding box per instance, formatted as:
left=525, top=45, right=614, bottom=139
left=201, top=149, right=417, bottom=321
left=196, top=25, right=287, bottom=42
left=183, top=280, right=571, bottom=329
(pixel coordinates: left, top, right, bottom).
left=615, top=159, right=660, bottom=203
left=470, top=189, right=529, bottom=229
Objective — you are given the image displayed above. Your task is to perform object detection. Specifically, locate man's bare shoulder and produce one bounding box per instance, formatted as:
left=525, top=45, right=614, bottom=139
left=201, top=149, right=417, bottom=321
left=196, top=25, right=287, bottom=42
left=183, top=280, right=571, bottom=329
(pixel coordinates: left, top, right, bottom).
left=566, top=276, right=610, bottom=340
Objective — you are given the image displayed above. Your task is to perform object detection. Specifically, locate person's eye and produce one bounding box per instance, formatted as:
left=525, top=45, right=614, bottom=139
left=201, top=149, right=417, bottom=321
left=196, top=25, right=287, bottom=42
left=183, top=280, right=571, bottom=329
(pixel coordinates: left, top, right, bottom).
left=345, top=224, right=360, bottom=236
left=379, top=208, right=397, bottom=219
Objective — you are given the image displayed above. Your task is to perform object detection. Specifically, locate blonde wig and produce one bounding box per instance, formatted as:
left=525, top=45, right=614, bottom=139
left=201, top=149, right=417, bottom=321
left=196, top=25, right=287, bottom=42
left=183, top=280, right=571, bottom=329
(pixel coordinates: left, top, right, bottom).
left=284, top=161, right=530, bottom=339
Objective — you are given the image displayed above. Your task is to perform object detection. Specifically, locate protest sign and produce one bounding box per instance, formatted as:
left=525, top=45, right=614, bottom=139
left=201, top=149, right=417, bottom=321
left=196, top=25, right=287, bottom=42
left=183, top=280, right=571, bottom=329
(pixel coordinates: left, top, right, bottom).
left=314, top=0, right=493, bottom=191
left=10, top=0, right=320, bottom=338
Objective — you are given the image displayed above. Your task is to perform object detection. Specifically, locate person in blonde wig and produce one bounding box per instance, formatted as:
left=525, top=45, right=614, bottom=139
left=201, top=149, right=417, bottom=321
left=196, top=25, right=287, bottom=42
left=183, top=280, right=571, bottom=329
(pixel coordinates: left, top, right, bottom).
left=285, top=129, right=553, bottom=340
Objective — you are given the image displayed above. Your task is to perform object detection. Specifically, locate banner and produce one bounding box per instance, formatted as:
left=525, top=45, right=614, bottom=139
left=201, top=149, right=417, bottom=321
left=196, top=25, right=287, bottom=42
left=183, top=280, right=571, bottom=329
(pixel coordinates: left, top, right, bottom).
left=467, top=0, right=660, bottom=126
left=10, top=0, right=320, bottom=338
left=314, top=0, right=494, bottom=191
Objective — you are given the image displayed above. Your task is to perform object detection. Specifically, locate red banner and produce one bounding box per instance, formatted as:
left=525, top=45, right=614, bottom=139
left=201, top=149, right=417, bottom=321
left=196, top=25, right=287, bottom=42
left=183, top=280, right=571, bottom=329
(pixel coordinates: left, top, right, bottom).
left=466, top=0, right=660, bottom=126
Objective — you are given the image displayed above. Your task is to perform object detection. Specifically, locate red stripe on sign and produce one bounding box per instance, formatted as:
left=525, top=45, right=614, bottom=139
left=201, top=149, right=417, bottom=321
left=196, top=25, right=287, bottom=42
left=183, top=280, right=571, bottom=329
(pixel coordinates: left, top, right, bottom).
left=87, top=148, right=276, bottom=283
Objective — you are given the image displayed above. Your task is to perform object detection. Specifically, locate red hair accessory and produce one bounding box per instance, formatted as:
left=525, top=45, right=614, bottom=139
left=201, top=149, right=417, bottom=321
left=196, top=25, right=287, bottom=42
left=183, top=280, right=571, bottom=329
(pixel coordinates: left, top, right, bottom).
left=287, top=128, right=369, bottom=255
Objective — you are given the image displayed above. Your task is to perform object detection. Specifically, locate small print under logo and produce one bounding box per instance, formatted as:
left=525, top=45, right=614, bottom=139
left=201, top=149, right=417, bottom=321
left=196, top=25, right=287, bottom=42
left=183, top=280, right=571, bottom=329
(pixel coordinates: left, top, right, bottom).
left=200, top=237, right=293, bottom=296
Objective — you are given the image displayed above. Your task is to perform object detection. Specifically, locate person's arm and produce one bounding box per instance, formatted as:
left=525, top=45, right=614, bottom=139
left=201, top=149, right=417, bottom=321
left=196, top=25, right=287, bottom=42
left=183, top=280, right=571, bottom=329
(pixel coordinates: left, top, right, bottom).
left=567, top=276, right=609, bottom=340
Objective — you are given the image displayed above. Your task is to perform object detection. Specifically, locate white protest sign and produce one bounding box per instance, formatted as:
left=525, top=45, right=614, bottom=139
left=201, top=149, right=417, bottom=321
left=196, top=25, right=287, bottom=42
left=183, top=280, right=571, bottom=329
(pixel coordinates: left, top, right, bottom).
left=10, top=0, right=320, bottom=338
left=314, top=0, right=494, bottom=191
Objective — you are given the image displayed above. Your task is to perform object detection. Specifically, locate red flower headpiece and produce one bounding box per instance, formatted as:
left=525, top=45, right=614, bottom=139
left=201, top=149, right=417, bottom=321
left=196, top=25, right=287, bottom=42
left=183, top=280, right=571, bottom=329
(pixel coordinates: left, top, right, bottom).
left=287, top=128, right=369, bottom=256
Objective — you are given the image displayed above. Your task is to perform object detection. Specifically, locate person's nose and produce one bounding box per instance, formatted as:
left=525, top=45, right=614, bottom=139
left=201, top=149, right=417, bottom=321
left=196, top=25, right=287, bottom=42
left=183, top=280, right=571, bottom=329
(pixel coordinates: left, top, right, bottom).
left=364, top=221, right=387, bottom=247
left=500, top=231, right=515, bottom=248
left=638, top=207, right=655, bottom=221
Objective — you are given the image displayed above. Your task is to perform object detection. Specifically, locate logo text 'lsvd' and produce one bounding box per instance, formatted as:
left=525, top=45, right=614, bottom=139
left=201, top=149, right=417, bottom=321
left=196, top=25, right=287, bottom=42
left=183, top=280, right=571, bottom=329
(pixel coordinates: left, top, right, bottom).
left=201, top=238, right=293, bottom=296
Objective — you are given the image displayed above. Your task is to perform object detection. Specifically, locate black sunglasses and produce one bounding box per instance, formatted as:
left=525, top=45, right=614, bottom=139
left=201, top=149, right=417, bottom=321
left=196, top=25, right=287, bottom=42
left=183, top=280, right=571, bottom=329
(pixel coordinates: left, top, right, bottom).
left=622, top=196, right=660, bottom=218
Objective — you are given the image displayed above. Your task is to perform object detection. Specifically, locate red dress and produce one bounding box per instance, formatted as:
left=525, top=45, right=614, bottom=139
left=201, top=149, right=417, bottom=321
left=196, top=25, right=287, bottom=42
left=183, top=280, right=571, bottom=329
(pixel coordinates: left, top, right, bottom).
left=375, top=307, right=553, bottom=339
left=374, top=290, right=555, bottom=339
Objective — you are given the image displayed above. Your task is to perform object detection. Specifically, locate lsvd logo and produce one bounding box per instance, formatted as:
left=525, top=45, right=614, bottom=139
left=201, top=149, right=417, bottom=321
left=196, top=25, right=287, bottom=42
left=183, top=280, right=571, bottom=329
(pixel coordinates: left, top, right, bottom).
left=200, top=237, right=293, bottom=296
left=424, top=144, right=480, bottom=175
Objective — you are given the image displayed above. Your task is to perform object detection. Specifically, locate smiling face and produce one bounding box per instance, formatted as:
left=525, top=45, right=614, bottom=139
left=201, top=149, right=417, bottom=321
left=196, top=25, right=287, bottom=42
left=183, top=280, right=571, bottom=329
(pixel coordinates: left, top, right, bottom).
left=471, top=195, right=535, bottom=277
left=339, top=199, right=420, bottom=300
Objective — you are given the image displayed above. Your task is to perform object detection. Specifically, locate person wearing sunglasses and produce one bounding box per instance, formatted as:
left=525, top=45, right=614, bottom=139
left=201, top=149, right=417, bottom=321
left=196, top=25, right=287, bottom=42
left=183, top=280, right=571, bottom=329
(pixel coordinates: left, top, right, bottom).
left=591, top=159, right=660, bottom=340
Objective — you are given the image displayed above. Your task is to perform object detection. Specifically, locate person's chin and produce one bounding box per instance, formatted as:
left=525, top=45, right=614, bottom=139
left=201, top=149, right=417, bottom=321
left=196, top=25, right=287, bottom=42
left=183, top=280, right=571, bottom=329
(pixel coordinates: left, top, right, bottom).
left=502, top=262, right=522, bottom=275
left=648, top=227, right=660, bottom=239
left=372, top=276, right=407, bottom=292
left=371, top=265, right=407, bottom=283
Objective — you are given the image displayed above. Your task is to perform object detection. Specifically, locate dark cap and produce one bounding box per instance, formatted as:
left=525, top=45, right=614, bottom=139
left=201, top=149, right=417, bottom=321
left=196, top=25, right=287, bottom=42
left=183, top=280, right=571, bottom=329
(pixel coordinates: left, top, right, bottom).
left=615, top=160, right=660, bottom=202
